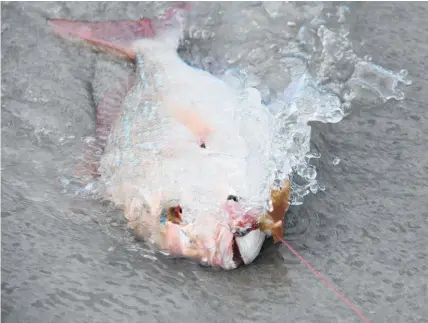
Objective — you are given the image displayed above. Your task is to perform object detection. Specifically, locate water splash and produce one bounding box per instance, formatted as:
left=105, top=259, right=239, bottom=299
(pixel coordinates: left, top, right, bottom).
left=213, top=12, right=411, bottom=206
left=348, top=62, right=411, bottom=105
left=67, top=3, right=412, bottom=214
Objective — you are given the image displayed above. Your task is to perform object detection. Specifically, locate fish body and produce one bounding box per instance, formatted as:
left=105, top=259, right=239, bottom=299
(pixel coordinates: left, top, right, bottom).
left=49, top=4, right=290, bottom=270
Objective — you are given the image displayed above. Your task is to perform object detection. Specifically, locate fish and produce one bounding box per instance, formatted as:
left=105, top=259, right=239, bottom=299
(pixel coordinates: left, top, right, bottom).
left=48, top=3, right=291, bottom=270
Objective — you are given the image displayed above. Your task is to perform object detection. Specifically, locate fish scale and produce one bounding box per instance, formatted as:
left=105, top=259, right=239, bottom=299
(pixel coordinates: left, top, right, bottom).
left=112, top=56, right=165, bottom=170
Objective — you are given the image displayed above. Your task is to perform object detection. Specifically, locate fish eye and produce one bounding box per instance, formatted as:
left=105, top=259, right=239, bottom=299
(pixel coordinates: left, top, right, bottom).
left=200, top=142, right=206, bottom=148
left=163, top=205, right=183, bottom=224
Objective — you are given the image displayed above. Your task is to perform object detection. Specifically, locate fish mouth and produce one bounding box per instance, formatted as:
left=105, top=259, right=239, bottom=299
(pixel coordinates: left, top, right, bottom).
left=232, top=236, right=244, bottom=267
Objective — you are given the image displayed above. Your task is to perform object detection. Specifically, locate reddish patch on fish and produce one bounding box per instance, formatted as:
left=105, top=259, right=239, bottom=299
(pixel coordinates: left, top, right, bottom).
left=164, top=99, right=213, bottom=144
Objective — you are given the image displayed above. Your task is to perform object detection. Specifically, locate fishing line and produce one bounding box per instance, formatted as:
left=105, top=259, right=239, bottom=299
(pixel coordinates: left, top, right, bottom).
left=277, top=237, right=371, bottom=323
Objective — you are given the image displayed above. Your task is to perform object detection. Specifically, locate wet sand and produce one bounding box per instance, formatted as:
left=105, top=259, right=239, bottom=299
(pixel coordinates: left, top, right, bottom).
left=2, top=2, right=428, bottom=323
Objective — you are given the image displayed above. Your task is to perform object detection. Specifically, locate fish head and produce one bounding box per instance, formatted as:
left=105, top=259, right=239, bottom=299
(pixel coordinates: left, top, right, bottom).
left=148, top=86, right=282, bottom=268
left=218, top=198, right=267, bottom=268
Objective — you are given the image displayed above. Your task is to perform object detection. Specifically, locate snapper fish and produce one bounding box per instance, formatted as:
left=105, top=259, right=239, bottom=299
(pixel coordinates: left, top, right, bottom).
left=49, top=3, right=291, bottom=270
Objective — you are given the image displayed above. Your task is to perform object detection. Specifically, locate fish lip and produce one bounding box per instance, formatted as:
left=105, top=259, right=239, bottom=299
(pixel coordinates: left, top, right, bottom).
left=234, top=229, right=266, bottom=265
left=232, top=236, right=244, bottom=267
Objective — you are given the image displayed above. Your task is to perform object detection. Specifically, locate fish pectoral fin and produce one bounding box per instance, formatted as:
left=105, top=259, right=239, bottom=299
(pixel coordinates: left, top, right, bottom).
left=266, top=179, right=291, bottom=243
left=125, top=191, right=166, bottom=242
left=74, top=76, right=134, bottom=182
left=260, top=216, right=284, bottom=242
left=95, top=75, right=134, bottom=140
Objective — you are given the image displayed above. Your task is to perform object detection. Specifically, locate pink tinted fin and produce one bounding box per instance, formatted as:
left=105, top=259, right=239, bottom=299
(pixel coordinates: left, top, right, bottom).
left=74, top=76, right=134, bottom=181
left=47, top=3, right=191, bottom=59
left=48, top=18, right=155, bottom=59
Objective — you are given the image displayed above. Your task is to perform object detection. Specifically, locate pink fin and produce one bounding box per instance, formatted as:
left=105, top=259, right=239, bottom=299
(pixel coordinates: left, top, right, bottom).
left=47, top=3, right=191, bottom=60
left=75, top=76, right=134, bottom=181
left=48, top=18, right=155, bottom=59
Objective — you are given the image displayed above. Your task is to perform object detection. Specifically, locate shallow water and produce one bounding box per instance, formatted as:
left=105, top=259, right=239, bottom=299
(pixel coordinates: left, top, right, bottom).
left=2, top=2, right=428, bottom=323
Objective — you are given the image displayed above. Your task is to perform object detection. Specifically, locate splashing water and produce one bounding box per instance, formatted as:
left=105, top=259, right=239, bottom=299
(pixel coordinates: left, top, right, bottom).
left=63, top=2, right=412, bottom=224
left=3, top=3, right=426, bottom=323
left=202, top=10, right=412, bottom=207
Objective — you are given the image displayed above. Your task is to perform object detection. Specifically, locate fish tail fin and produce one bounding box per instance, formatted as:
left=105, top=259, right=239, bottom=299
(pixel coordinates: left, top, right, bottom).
left=47, top=2, right=190, bottom=60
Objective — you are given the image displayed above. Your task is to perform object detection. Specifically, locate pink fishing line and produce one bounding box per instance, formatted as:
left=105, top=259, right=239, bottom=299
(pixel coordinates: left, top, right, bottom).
left=278, top=237, right=371, bottom=323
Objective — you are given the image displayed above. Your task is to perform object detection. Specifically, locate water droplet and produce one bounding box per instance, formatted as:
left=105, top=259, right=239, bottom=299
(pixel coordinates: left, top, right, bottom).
left=192, top=29, right=202, bottom=39
left=332, top=157, right=340, bottom=165
left=399, top=69, right=408, bottom=78
left=260, top=88, right=271, bottom=105
left=202, top=30, right=211, bottom=40
left=287, top=21, right=297, bottom=27
left=59, top=176, right=70, bottom=187
left=263, top=1, right=282, bottom=19
left=307, top=166, right=317, bottom=180
left=221, top=68, right=243, bottom=89
left=364, top=55, right=372, bottom=61
left=246, top=74, right=261, bottom=87
left=342, top=101, right=352, bottom=115
left=306, top=152, right=321, bottom=159
left=309, top=183, right=319, bottom=194
left=292, top=195, right=304, bottom=206
left=203, top=56, right=214, bottom=64
left=310, top=18, right=326, bottom=29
